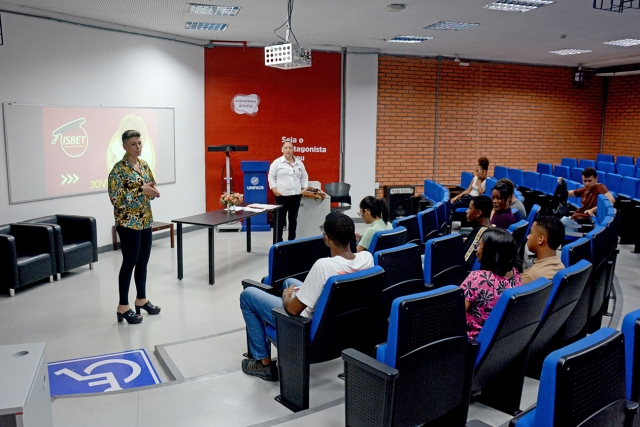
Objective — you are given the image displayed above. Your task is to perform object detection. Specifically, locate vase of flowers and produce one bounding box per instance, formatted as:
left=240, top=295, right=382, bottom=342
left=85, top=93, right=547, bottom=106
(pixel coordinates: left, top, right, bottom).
left=220, top=192, right=243, bottom=213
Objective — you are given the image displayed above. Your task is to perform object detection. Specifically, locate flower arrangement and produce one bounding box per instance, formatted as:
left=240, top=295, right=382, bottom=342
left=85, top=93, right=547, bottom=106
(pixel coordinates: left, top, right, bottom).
left=220, top=192, right=243, bottom=210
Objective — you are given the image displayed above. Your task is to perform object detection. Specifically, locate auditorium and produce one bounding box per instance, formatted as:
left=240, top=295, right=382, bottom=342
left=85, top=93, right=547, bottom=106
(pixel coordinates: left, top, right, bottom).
left=1, top=1, right=640, bottom=426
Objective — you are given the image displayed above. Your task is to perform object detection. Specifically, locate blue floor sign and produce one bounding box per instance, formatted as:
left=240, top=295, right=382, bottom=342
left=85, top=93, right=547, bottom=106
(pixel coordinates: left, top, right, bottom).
left=48, top=349, right=161, bottom=396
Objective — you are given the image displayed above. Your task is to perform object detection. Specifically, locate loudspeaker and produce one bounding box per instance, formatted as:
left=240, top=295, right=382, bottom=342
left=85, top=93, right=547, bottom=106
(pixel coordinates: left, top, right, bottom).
left=384, top=185, right=415, bottom=221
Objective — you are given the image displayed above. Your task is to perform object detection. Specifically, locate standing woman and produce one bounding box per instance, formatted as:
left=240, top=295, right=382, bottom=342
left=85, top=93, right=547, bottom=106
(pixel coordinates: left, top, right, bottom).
left=108, top=130, right=161, bottom=324
left=355, top=196, right=392, bottom=252
left=268, top=141, right=308, bottom=242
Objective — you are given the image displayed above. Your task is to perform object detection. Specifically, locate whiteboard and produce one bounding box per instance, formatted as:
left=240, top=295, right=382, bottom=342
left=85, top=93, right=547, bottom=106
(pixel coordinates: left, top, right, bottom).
left=3, top=103, right=176, bottom=204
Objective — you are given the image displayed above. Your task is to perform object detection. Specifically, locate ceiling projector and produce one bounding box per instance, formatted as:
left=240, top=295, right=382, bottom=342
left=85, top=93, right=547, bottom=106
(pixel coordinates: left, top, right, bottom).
left=264, top=43, right=312, bottom=70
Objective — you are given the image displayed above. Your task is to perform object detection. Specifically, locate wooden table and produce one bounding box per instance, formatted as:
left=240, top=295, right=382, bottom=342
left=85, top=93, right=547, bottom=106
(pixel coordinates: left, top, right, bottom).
left=112, top=222, right=174, bottom=251
left=172, top=206, right=280, bottom=284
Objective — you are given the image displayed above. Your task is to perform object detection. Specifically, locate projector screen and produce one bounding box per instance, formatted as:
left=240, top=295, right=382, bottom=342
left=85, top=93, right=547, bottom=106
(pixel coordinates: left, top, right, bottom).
left=3, top=103, right=175, bottom=204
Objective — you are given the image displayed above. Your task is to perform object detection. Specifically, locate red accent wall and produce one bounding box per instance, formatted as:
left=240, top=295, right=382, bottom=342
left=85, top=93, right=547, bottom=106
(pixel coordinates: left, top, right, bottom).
left=376, top=56, right=607, bottom=195
left=204, top=47, right=341, bottom=211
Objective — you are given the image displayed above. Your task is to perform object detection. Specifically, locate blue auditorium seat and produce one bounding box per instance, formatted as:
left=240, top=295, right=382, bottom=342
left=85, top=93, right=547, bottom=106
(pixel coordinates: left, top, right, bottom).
left=536, top=163, right=553, bottom=175
left=367, top=226, right=407, bottom=254
left=618, top=163, right=636, bottom=178
left=342, top=286, right=478, bottom=427
left=242, top=235, right=330, bottom=295
left=617, top=155, right=635, bottom=168
left=620, top=177, right=639, bottom=199
left=596, top=153, right=614, bottom=163
left=269, top=266, right=385, bottom=412
left=423, top=233, right=467, bottom=288
left=553, top=165, right=570, bottom=180
left=460, top=171, right=474, bottom=189
left=392, top=215, right=420, bottom=247
left=597, top=161, right=615, bottom=174
left=472, top=278, right=553, bottom=415
left=435, top=201, right=450, bottom=235
left=509, top=168, right=525, bottom=187
left=560, top=237, right=593, bottom=344
left=578, top=159, right=596, bottom=169
left=606, top=173, right=623, bottom=194
left=494, top=165, right=509, bottom=180
left=571, top=167, right=584, bottom=182
left=523, top=171, right=539, bottom=190
left=510, top=328, right=638, bottom=427
left=622, top=308, right=640, bottom=402
left=484, top=177, right=497, bottom=197
left=507, top=220, right=528, bottom=259
left=525, top=260, right=593, bottom=378
left=417, top=207, right=439, bottom=247
left=374, top=243, right=426, bottom=342
left=561, top=157, right=577, bottom=169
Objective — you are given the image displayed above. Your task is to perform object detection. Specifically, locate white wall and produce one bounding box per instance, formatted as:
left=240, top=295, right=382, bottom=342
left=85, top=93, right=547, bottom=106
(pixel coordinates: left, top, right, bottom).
left=344, top=51, right=378, bottom=218
left=0, top=13, right=205, bottom=248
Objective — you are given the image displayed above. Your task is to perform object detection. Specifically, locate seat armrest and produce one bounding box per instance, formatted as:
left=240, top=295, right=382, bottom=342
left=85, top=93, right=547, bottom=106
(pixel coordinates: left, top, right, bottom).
left=271, top=307, right=311, bottom=325
left=242, top=279, right=277, bottom=294
left=341, top=348, right=399, bottom=380
left=508, top=406, right=535, bottom=427
left=0, top=234, right=19, bottom=291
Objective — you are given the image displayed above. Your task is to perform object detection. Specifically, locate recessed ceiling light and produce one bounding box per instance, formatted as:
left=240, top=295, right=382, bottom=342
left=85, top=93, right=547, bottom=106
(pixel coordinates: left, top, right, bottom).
left=386, top=36, right=433, bottom=43
left=423, top=21, right=479, bottom=30
left=386, top=4, right=406, bottom=12
left=189, top=5, right=240, bottom=16
left=603, top=38, right=640, bottom=47
left=549, top=49, right=592, bottom=55
left=484, top=0, right=554, bottom=12
left=185, top=22, right=228, bottom=31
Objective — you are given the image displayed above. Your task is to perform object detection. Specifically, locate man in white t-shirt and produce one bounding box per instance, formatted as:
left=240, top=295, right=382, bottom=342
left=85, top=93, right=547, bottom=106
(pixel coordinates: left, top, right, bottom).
left=239, top=212, right=374, bottom=381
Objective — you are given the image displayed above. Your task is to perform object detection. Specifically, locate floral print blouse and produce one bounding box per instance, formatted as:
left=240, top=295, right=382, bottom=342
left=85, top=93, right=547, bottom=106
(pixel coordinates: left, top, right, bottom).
left=460, top=268, right=522, bottom=339
left=108, top=155, right=155, bottom=230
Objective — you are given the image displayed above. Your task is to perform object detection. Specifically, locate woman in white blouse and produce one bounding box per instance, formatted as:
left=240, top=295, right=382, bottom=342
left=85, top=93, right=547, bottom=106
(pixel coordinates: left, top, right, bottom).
left=268, top=141, right=309, bottom=242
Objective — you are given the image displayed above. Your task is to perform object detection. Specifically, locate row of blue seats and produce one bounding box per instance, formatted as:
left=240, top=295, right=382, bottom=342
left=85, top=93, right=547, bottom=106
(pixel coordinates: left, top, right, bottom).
left=345, top=313, right=639, bottom=426
left=540, top=159, right=640, bottom=178
left=559, top=154, right=638, bottom=170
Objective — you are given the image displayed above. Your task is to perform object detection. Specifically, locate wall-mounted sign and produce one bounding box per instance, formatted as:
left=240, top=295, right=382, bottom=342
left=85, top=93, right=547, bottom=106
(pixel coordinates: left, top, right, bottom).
left=231, top=94, right=260, bottom=116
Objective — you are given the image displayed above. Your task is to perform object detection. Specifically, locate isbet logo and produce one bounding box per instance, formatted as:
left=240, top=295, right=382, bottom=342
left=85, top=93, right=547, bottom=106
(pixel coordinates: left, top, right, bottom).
left=51, top=118, right=89, bottom=158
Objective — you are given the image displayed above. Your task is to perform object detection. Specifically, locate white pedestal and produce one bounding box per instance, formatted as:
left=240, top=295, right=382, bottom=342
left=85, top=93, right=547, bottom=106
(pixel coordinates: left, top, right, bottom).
left=0, top=342, right=53, bottom=427
left=297, top=195, right=331, bottom=239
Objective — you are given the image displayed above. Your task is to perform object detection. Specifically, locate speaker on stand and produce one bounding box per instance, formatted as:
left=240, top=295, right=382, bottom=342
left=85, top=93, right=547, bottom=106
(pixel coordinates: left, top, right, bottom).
left=384, top=185, right=415, bottom=221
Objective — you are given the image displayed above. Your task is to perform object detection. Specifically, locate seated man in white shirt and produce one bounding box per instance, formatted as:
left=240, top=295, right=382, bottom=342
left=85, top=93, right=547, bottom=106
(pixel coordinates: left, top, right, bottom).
left=239, top=212, right=374, bottom=381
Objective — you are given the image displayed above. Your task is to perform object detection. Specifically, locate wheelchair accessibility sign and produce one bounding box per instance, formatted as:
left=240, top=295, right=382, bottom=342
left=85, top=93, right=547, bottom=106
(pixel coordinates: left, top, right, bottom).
left=48, top=349, right=161, bottom=396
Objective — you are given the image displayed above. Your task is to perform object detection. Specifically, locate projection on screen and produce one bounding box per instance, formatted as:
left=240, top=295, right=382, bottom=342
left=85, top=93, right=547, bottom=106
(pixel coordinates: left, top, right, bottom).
left=3, top=104, right=175, bottom=204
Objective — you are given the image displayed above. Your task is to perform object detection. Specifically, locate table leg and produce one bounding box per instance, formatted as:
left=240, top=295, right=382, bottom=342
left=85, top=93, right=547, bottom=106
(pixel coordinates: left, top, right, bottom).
left=209, top=226, right=215, bottom=285
left=177, top=223, right=183, bottom=280
left=170, top=224, right=175, bottom=248
left=272, top=208, right=279, bottom=244
left=246, top=217, right=252, bottom=252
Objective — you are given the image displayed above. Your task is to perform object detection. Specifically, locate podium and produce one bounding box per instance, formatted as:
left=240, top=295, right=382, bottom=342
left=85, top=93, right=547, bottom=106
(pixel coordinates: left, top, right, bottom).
left=241, top=161, right=271, bottom=232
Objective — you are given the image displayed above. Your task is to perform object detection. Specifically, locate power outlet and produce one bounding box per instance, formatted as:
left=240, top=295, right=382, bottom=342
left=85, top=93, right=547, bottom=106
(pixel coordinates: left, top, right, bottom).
left=374, top=182, right=380, bottom=189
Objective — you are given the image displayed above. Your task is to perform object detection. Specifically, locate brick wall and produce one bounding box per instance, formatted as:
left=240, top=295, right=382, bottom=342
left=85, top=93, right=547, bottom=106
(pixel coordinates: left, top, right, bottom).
left=602, top=75, right=640, bottom=158
left=376, top=56, right=607, bottom=195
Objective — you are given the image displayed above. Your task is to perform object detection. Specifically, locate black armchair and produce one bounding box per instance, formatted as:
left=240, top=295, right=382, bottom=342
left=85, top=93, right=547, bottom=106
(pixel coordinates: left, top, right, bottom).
left=22, top=214, right=98, bottom=276
left=0, top=223, right=56, bottom=296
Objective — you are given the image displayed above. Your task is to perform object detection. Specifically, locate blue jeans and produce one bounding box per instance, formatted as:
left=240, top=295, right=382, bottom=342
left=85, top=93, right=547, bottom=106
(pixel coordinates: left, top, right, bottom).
left=561, top=216, right=593, bottom=231
left=240, top=278, right=302, bottom=360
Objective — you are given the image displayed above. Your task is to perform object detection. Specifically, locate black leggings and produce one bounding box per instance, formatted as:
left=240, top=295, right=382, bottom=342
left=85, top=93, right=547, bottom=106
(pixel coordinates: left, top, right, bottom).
left=116, top=226, right=152, bottom=306
left=275, top=194, right=302, bottom=242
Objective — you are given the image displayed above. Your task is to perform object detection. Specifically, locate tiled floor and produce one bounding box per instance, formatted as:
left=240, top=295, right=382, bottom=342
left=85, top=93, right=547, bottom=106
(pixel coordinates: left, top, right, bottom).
left=0, top=223, right=633, bottom=427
